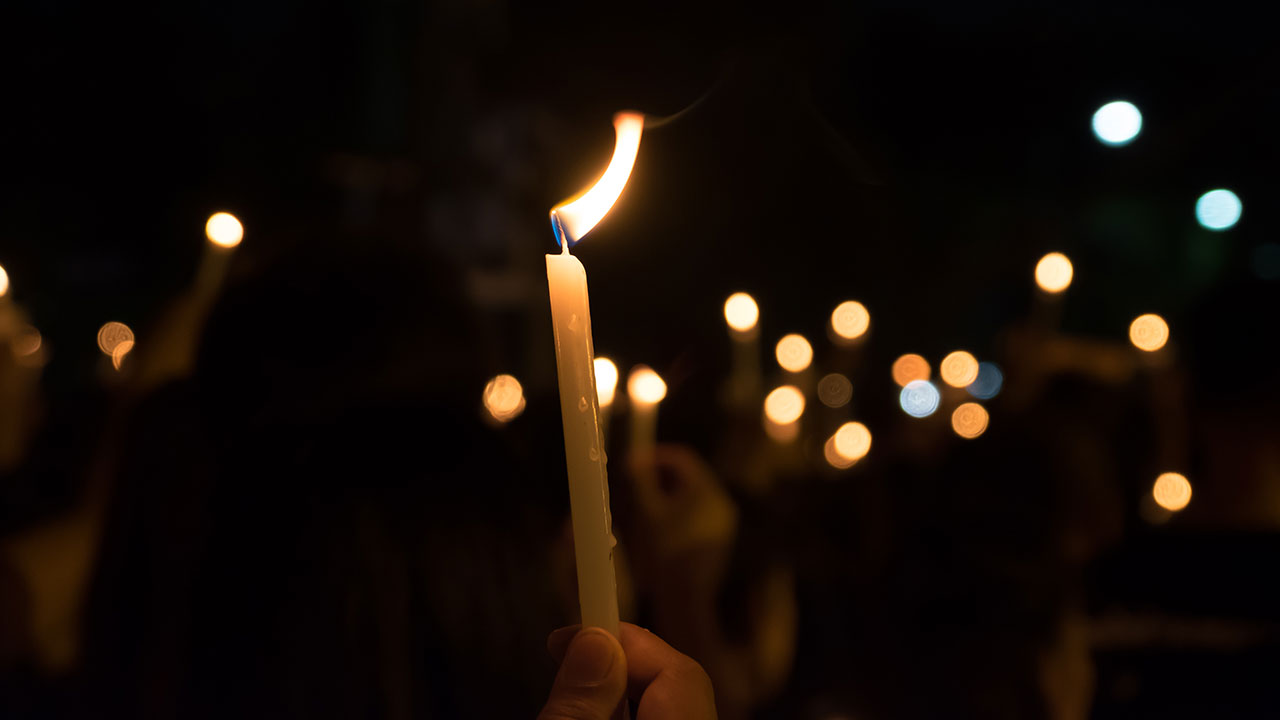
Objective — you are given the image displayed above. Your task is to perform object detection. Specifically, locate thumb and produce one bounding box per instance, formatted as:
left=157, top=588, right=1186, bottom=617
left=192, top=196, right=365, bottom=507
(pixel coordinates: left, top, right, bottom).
left=538, top=627, right=627, bottom=720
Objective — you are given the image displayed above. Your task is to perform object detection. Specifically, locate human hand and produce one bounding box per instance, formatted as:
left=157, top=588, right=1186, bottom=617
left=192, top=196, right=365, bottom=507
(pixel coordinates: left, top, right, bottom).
left=538, top=623, right=717, bottom=720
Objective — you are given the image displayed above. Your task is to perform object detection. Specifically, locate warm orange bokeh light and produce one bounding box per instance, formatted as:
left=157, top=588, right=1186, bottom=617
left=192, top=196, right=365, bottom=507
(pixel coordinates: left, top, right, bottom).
left=1152, top=472, right=1192, bottom=511
left=951, top=402, right=989, bottom=439
left=1129, top=314, right=1169, bottom=352
left=724, top=292, right=759, bottom=333
left=823, top=437, right=854, bottom=468
left=1035, top=252, right=1073, bottom=293
left=483, top=374, right=526, bottom=422
left=0, top=264, right=9, bottom=297
left=627, top=365, right=667, bottom=406
left=551, top=112, right=644, bottom=245
left=593, top=357, right=619, bottom=407
left=205, top=212, right=244, bottom=248
left=12, top=326, right=42, bottom=358
left=830, top=300, right=870, bottom=342
left=940, top=351, right=980, bottom=388
left=892, top=353, right=931, bottom=387
left=97, top=322, right=134, bottom=356
left=763, top=385, right=805, bottom=425
left=111, top=340, right=134, bottom=371
left=833, top=421, right=872, bottom=462
left=775, top=334, right=813, bottom=373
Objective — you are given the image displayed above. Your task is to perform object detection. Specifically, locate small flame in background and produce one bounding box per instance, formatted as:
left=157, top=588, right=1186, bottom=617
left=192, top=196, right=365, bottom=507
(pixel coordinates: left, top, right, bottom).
left=483, top=374, right=526, bottom=423
left=627, top=365, right=667, bottom=406
left=205, top=212, right=244, bottom=248
left=1153, top=472, right=1192, bottom=511
left=593, top=357, right=619, bottom=407
left=551, top=112, right=644, bottom=246
left=724, top=292, right=759, bottom=333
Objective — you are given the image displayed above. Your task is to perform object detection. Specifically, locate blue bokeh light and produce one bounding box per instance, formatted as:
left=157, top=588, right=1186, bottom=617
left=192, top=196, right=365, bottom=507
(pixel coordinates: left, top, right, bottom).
left=966, top=362, right=1004, bottom=400
left=1092, top=101, right=1142, bottom=146
left=899, top=380, right=941, bottom=418
left=1195, top=189, right=1242, bottom=231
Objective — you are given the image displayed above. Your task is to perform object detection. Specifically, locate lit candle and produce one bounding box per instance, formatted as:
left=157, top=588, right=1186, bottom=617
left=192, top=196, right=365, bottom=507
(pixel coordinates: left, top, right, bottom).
left=546, top=112, right=643, bottom=635
left=722, top=292, right=761, bottom=410
left=626, top=364, right=667, bottom=463
left=593, top=356, right=619, bottom=442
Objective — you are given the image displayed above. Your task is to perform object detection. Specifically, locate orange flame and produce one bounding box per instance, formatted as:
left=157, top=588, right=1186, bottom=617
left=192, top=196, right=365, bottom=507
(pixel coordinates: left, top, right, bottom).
left=551, top=112, right=644, bottom=246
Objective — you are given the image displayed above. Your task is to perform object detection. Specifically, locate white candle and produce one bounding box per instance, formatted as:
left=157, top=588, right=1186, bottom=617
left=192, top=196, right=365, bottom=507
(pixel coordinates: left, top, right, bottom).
left=546, top=112, right=643, bottom=634
left=722, top=292, right=761, bottom=410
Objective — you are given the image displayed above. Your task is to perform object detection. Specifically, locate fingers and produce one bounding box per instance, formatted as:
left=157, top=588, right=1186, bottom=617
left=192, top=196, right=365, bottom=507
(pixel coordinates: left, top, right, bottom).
left=548, top=624, right=717, bottom=720
left=537, top=627, right=628, bottom=720
left=617, top=623, right=717, bottom=719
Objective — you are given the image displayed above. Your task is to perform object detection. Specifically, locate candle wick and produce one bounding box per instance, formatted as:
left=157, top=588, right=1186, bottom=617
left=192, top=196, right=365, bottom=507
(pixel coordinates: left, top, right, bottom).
left=550, top=210, right=571, bottom=254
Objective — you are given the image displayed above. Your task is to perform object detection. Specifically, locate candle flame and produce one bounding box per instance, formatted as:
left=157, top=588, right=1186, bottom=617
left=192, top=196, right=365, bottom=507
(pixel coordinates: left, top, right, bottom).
left=627, top=364, right=666, bottom=406
left=551, top=112, right=644, bottom=247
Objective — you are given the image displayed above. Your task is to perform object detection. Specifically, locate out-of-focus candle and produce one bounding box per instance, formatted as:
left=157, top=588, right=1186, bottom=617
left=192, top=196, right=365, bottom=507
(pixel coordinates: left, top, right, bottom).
left=627, top=364, right=666, bottom=462
left=723, top=292, right=761, bottom=409
left=0, top=263, right=9, bottom=299
left=594, top=356, right=619, bottom=441
left=546, top=112, right=642, bottom=637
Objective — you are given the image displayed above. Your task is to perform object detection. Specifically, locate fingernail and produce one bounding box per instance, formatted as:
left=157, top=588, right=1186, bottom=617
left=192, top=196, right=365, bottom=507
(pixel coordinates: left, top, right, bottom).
left=561, top=628, right=616, bottom=686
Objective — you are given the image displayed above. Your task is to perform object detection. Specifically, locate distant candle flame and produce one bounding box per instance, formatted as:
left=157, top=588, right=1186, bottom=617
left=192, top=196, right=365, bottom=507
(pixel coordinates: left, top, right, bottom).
left=205, top=212, right=244, bottom=248
left=1152, top=472, right=1191, bottom=511
left=627, top=365, right=667, bottom=406
left=483, top=374, right=526, bottom=423
left=0, top=263, right=9, bottom=297
left=551, top=112, right=644, bottom=246
left=97, top=322, right=135, bottom=355
left=724, top=292, right=759, bottom=333
left=594, top=357, right=619, bottom=407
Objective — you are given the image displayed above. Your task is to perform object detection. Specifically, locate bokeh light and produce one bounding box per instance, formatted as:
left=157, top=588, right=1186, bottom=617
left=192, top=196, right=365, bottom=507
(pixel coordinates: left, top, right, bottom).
left=205, top=212, right=244, bottom=248
left=775, top=334, right=813, bottom=373
left=111, top=340, right=134, bottom=371
left=817, top=373, right=853, bottom=408
left=0, top=263, right=8, bottom=297
left=1195, top=189, right=1242, bottom=231
left=899, top=380, right=941, bottom=418
left=724, top=292, right=759, bottom=333
left=891, top=354, right=931, bottom=387
left=940, top=351, right=979, bottom=388
left=627, top=365, right=667, bottom=405
left=12, top=326, right=42, bottom=358
left=833, top=421, right=872, bottom=462
left=830, top=300, right=870, bottom=342
left=97, top=322, right=134, bottom=355
left=593, top=357, right=619, bottom=407
left=951, top=402, right=989, bottom=439
left=764, top=385, right=805, bottom=425
left=1128, top=313, right=1169, bottom=352
left=823, top=437, right=856, bottom=469
left=1091, top=101, right=1142, bottom=146
left=483, top=374, right=526, bottom=422
left=1034, top=252, right=1074, bottom=293
left=966, top=362, right=1004, bottom=400
left=1152, top=472, right=1192, bottom=512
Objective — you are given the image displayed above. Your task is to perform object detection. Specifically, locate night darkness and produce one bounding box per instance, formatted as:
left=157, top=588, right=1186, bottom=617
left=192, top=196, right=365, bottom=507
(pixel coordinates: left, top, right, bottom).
left=3, top=1, right=1279, bottom=719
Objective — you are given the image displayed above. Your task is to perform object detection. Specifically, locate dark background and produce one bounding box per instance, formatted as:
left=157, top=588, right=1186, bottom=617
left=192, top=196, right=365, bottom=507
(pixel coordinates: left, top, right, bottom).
left=3, top=1, right=1279, bottom=718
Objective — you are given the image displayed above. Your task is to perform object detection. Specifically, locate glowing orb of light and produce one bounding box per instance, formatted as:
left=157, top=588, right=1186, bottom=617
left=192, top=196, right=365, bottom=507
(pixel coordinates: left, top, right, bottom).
left=951, top=402, right=989, bottom=439
left=940, top=350, right=980, bottom=388
left=1034, top=252, right=1074, bottom=293
left=483, top=374, right=525, bottom=422
left=764, top=385, right=805, bottom=425
left=97, top=322, right=135, bottom=355
left=205, top=212, right=244, bottom=248
left=593, top=357, right=619, bottom=407
left=111, top=340, right=134, bottom=370
left=830, top=300, right=870, bottom=342
left=824, top=437, right=855, bottom=469
left=724, top=292, right=759, bottom=333
left=1152, top=472, right=1192, bottom=511
left=1195, top=189, right=1242, bottom=231
left=1092, top=101, right=1142, bottom=146
left=833, top=421, right=872, bottom=462
left=899, top=380, right=941, bottom=418
left=12, top=326, right=41, bottom=358
left=966, top=362, right=1004, bottom=400
left=891, top=354, right=931, bottom=387
left=1128, top=313, right=1169, bottom=352
left=817, top=373, right=853, bottom=408
left=0, top=264, right=8, bottom=297
left=775, top=334, right=813, bottom=373
left=627, top=365, right=667, bottom=406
